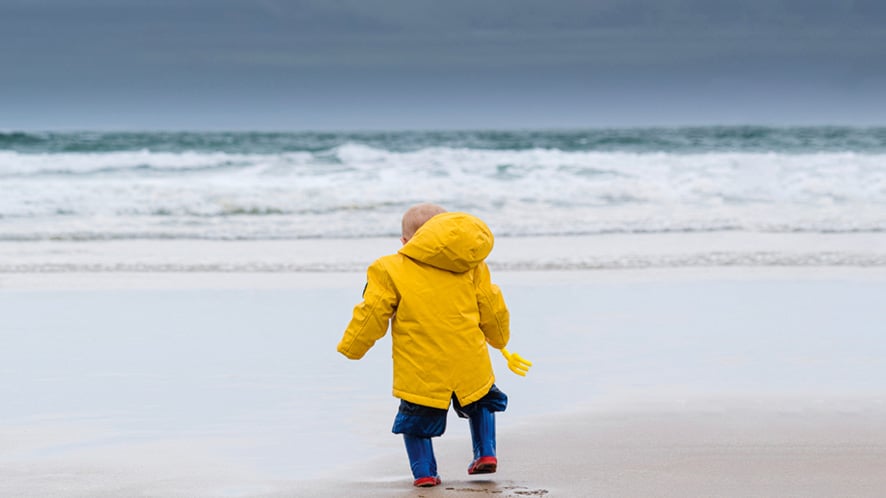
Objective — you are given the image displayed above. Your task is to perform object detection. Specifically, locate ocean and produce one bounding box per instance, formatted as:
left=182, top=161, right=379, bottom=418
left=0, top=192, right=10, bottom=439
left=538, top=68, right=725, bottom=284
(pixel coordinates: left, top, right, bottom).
left=1, top=126, right=885, bottom=243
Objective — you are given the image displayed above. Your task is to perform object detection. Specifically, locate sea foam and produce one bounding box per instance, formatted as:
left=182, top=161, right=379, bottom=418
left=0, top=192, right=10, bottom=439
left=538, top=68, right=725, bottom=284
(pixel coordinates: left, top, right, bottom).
left=2, top=129, right=885, bottom=241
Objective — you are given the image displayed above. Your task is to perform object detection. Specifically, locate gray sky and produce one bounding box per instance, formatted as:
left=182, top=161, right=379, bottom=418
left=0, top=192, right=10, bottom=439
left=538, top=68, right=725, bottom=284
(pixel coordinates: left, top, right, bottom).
left=2, top=0, right=885, bottom=130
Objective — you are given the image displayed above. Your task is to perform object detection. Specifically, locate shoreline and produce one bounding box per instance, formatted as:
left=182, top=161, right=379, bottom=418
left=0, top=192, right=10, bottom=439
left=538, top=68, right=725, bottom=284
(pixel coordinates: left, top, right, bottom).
left=4, top=265, right=886, bottom=292
left=1, top=232, right=884, bottom=276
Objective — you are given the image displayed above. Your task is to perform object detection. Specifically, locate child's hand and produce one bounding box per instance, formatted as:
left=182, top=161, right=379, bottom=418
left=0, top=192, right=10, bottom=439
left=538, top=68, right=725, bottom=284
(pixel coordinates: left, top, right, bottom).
left=501, top=348, right=533, bottom=377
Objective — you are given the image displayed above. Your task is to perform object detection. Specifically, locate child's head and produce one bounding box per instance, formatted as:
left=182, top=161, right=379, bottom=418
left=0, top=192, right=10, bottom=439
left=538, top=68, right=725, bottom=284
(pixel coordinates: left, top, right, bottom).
left=401, top=203, right=446, bottom=244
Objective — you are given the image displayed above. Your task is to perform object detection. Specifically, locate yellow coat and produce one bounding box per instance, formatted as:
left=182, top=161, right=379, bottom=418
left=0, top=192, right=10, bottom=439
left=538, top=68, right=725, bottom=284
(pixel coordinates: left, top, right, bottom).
left=337, top=212, right=510, bottom=409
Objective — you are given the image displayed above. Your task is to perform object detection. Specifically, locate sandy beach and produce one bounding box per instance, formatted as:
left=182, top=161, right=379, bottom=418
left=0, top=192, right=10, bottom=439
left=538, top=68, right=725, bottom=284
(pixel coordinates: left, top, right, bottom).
left=2, top=235, right=885, bottom=497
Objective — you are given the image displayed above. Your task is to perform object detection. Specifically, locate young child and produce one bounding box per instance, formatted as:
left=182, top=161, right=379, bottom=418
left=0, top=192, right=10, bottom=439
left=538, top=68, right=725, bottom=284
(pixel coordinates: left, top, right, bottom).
left=337, top=203, right=510, bottom=488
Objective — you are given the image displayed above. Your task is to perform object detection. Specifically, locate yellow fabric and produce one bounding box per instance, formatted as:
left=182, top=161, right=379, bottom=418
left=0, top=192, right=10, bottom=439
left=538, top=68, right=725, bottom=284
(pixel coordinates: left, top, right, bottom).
left=337, top=212, right=510, bottom=409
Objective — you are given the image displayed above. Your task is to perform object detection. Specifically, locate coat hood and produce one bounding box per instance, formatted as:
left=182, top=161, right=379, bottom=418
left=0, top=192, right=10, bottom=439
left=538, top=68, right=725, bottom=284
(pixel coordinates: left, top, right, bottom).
left=398, top=212, right=494, bottom=273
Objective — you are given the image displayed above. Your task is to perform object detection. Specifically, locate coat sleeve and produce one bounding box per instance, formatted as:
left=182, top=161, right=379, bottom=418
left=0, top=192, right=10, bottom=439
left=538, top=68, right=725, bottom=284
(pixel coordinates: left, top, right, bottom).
left=475, top=262, right=510, bottom=349
left=337, top=259, right=399, bottom=359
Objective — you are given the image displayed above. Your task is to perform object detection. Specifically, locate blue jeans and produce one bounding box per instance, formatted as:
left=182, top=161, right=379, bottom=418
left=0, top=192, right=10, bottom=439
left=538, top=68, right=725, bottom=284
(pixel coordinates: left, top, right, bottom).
left=391, top=385, right=508, bottom=438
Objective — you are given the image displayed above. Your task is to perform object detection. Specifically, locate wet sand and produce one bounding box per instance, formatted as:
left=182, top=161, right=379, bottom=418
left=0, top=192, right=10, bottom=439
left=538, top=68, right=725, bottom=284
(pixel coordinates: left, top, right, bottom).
left=2, top=266, right=885, bottom=497
left=266, top=399, right=886, bottom=497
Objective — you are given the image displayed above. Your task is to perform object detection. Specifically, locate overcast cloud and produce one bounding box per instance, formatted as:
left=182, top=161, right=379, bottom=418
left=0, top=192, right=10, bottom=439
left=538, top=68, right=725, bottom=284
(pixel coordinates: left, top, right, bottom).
left=2, top=0, right=885, bottom=130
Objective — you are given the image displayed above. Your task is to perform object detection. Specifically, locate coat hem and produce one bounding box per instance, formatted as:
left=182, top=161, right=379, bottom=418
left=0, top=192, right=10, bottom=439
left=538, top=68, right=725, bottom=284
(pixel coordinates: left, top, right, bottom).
left=393, top=374, right=496, bottom=411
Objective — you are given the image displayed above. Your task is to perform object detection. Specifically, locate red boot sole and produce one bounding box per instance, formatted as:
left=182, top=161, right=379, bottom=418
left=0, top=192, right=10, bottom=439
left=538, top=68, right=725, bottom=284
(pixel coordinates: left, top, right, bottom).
left=414, top=476, right=442, bottom=487
left=468, top=456, right=498, bottom=475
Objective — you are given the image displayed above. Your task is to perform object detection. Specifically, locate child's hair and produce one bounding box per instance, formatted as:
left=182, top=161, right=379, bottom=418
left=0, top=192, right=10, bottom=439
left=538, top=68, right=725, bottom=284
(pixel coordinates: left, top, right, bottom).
left=401, top=203, right=447, bottom=241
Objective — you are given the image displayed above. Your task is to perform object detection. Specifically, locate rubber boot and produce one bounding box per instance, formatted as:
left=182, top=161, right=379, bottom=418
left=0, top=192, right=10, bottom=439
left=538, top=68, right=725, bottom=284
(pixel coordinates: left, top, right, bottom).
left=403, top=435, right=440, bottom=487
left=467, top=408, right=497, bottom=474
